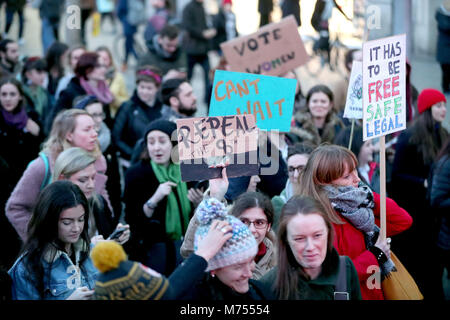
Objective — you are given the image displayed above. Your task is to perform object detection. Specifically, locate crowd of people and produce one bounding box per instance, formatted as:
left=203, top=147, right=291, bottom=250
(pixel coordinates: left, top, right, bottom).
left=0, top=0, right=449, bottom=302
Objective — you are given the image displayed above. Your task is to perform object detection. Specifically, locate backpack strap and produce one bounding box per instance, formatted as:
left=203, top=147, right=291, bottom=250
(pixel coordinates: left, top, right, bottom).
left=334, top=256, right=349, bottom=300
left=38, top=152, right=51, bottom=191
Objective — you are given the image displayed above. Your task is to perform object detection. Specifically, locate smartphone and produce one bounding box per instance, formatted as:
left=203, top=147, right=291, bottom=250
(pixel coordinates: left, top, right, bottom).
left=193, top=180, right=208, bottom=191
left=107, top=227, right=127, bottom=240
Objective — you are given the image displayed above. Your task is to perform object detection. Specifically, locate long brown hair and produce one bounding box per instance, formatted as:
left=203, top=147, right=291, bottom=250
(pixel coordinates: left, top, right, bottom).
left=275, top=195, right=335, bottom=300
left=295, top=143, right=359, bottom=225
left=409, top=109, right=448, bottom=165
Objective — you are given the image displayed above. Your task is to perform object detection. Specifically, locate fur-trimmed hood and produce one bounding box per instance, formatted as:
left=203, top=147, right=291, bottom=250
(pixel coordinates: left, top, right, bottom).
left=290, top=109, right=346, bottom=145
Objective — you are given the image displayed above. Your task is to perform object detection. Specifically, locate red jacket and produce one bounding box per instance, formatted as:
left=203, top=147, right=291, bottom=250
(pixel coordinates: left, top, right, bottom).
left=332, top=192, right=413, bottom=300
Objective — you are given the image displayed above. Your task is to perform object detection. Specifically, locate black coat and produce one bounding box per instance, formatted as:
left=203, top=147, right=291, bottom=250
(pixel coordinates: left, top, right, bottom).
left=281, top=0, right=301, bottom=26
left=436, top=7, right=450, bottom=64
left=47, top=77, right=87, bottom=132
left=92, top=195, right=118, bottom=239
left=180, top=274, right=274, bottom=300
left=112, top=92, right=163, bottom=160
left=258, top=0, right=273, bottom=14
left=123, top=160, right=192, bottom=261
left=0, top=107, right=43, bottom=187
left=181, top=0, right=211, bottom=55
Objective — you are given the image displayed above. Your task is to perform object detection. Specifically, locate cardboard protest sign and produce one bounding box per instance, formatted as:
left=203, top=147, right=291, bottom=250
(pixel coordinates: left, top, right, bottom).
left=344, top=60, right=363, bottom=119
left=362, top=34, right=406, bottom=141
left=220, top=15, right=308, bottom=76
left=176, top=114, right=259, bottom=182
left=209, top=70, right=297, bottom=132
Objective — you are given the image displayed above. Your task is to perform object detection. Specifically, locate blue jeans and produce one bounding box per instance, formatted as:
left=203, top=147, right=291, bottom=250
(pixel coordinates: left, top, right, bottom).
left=5, top=8, right=24, bottom=38
left=122, top=21, right=138, bottom=64
left=41, top=17, right=59, bottom=54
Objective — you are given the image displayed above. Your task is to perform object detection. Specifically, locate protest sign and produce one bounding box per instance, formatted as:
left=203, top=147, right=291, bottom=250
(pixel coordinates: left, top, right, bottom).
left=220, top=15, right=308, bottom=76
left=209, top=70, right=297, bottom=132
left=176, top=114, right=259, bottom=182
left=344, top=60, right=363, bottom=119
left=362, top=34, right=406, bottom=141
left=362, top=34, right=407, bottom=240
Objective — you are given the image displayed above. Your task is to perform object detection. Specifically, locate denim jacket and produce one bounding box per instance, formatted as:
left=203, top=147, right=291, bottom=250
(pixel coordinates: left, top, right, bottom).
left=8, top=240, right=98, bottom=300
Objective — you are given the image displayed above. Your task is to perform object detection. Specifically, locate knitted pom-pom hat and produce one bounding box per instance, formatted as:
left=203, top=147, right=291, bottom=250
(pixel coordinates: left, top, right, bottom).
left=417, top=88, right=447, bottom=114
left=91, top=241, right=169, bottom=300
left=194, top=198, right=257, bottom=271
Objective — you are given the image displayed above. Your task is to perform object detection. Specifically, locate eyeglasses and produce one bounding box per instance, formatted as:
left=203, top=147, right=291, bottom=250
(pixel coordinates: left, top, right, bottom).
left=90, top=112, right=106, bottom=120
left=95, top=64, right=108, bottom=69
left=288, top=165, right=305, bottom=175
left=240, top=218, right=268, bottom=229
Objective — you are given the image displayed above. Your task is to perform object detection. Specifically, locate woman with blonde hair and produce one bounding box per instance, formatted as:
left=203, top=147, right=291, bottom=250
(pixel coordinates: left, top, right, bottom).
left=5, top=109, right=111, bottom=242
left=295, top=144, right=412, bottom=300
left=53, top=147, right=129, bottom=245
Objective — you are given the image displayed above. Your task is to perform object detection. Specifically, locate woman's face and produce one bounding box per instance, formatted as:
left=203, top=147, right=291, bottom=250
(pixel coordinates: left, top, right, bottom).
left=287, top=213, right=328, bottom=274
left=213, top=256, right=256, bottom=294
left=68, top=163, right=97, bottom=199
left=137, top=80, right=158, bottom=105
left=358, top=140, right=375, bottom=165
left=147, top=130, right=172, bottom=165
left=330, top=164, right=360, bottom=188
left=26, top=69, right=47, bottom=87
left=431, top=101, right=447, bottom=123
left=66, top=115, right=98, bottom=152
left=85, top=102, right=104, bottom=131
left=97, top=50, right=112, bottom=68
left=58, top=204, right=85, bottom=246
left=308, top=92, right=332, bottom=119
left=87, top=57, right=107, bottom=82
left=70, top=48, right=86, bottom=70
left=287, top=154, right=309, bottom=185
left=239, top=207, right=270, bottom=245
left=0, top=83, right=21, bottom=112
left=247, top=175, right=260, bottom=192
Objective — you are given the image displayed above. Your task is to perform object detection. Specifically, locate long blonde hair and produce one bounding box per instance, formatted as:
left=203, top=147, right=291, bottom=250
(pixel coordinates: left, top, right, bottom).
left=42, top=109, right=100, bottom=158
left=52, top=147, right=101, bottom=209
left=295, top=143, right=359, bottom=225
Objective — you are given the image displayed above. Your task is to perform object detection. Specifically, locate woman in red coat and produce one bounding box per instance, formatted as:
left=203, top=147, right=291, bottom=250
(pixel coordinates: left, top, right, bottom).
left=296, top=144, right=412, bottom=300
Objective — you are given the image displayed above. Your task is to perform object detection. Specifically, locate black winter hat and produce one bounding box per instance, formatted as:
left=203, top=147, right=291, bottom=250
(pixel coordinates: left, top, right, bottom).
left=144, top=119, right=178, bottom=145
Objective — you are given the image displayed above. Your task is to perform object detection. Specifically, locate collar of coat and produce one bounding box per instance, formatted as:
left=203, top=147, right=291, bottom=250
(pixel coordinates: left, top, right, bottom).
left=42, top=239, right=89, bottom=264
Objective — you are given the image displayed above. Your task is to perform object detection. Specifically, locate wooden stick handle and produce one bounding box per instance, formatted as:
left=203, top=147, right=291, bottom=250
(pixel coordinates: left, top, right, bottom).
left=379, top=136, right=387, bottom=240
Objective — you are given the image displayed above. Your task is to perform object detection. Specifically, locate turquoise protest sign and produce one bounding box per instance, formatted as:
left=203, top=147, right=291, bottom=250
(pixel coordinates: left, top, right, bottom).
left=208, top=70, right=297, bottom=132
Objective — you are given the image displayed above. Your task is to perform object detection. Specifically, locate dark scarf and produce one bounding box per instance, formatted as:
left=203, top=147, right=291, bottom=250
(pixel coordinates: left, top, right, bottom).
left=323, top=183, right=395, bottom=277
left=1, top=106, right=28, bottom=130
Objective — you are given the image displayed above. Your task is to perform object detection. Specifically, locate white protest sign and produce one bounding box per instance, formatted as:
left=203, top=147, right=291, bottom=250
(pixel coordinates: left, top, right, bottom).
left=344, top=60, right=363, bottom=119
left=362, top=34, right=406, bottom=141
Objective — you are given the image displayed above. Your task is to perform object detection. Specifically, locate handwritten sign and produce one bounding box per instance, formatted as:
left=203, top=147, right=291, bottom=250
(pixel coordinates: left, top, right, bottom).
left=220, top=15, right=309, bottom=76
left=176, top=114, right=259, bottom=182
left=209, top=70, right=297, bottom=132
left=344, top=60, right=363, bottom=119
left=363, top=34, right=406, bottom=140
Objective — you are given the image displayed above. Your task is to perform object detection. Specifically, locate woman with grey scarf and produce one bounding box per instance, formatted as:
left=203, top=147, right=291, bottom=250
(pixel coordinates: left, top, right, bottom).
left=296, top=144, right=412, bottom=300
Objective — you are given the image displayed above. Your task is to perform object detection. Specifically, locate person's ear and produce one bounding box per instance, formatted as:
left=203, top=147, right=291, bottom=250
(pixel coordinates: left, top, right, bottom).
left=58, top=174, right=66, bottom=181
left=66, top=132, right=73, bottom=143
left=169, top=96, right=179, bottom=108
left=210, top=271, right=216, bottom=278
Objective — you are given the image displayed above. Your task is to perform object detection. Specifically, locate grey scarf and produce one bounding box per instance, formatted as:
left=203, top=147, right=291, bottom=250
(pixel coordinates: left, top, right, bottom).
left=323, top=183, right=395, bottom=277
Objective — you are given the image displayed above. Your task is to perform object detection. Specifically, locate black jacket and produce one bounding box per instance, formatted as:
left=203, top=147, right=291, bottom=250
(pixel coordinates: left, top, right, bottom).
left=281, top=0, right=301, bottom=26
left=0, top=106, right=43, bottom=187
left=181, top=0, right=211, bottom=55
left=112, top=92, right=163, bottom=160
left=436, top=7, right=450, bottom=64
left=258, top=0, right=273, bottom=14
left=138, top=34, right=187, bottom=75
left=180, top=273, right=274, bottom=300
left=47, top=77, right=87, bottom=132
left=123, top=160, right=192, bottom=261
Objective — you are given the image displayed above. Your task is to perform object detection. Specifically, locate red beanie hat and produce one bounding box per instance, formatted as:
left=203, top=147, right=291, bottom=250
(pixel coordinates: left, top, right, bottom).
left=222, top=0, right=232, bottom=5
left=417, top=88, right=446, bottom=114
